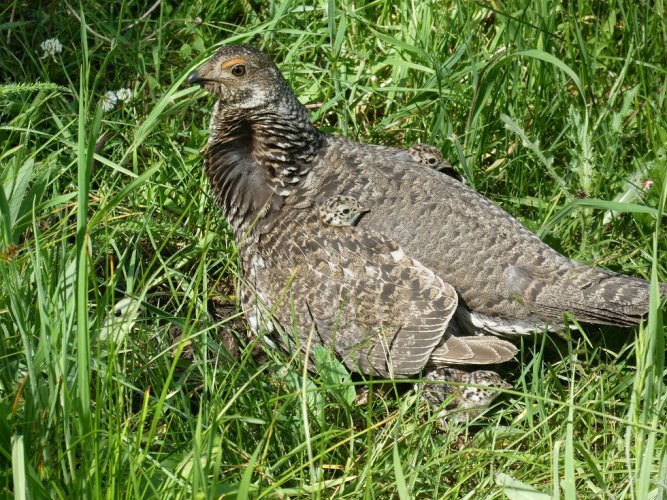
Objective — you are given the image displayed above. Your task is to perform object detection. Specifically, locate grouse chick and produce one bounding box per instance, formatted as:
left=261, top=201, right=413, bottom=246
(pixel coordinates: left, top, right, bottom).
left=407, top=143, right=463, bottom=182
left=318, top=195, right=369, bottom=226
left=419, top=368, right=512, bottom=424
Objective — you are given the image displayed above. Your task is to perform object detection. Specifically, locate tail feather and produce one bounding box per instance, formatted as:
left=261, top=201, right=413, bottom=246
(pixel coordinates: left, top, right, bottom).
left=512, top=264, right=666, bottom=327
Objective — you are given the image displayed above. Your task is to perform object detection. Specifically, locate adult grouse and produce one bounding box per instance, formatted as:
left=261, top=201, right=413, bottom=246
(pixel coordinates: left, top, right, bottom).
left=188, top=45, right=664, bottom=378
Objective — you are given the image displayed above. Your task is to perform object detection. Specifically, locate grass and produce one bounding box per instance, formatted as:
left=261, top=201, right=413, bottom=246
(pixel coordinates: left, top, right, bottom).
left=1, top=0, right=666, bottom=497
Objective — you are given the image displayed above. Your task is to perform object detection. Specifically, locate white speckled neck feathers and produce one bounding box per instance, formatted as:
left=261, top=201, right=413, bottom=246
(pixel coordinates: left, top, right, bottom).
left=205, top=86, right=323, bottom=237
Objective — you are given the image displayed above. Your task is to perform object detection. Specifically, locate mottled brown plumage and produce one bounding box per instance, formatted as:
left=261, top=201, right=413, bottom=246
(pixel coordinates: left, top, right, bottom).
left=188, top=45, right=665, bottom=378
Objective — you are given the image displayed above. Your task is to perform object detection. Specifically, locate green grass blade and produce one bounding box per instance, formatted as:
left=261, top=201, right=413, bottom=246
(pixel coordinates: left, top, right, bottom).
left=393, top=433, right=411, bottom=500
left=238, top=440, right=263, bottom=500
left=11, top=435, right=27, bottom=500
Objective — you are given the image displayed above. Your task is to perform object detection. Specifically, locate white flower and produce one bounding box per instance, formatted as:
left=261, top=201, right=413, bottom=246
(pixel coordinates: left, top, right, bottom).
left=101, top=90, right=118, bottom=112
left=40, top=38, right=62, bottom=62
left=100, top=88, right=134, bottom=112
left=114, top=88, right=133, bottom=103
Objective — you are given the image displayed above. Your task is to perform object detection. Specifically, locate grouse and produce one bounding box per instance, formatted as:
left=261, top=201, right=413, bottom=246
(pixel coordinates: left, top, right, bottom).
left=188, top=45, right=665, bottom=381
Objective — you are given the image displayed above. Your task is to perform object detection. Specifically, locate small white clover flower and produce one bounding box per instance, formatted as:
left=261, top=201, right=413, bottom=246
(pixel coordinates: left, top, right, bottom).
left=101, top=87, right=134, bottom=112
left=101, top=90, right=118, bottom=112
left=40, top=38, right=63, bottom=62
left=114, top=88, right=133, bottom=103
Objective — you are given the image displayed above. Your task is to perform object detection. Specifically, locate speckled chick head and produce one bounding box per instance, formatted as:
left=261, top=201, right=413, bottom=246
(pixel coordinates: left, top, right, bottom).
left=408, top=143, right=444, bottom=168
left=319, top=195, right=370, bottom=226
left=420, top=367, right=511, bottom=414
left=456, top=370, right=512, bottom=410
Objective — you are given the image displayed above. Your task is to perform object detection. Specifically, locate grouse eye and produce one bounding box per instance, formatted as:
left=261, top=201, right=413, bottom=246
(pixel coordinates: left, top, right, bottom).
left=230, top=64, right=246, bottom=77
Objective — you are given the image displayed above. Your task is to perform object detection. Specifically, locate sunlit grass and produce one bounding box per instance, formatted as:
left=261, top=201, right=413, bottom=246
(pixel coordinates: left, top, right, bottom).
left=1, top=1, right=665, bottom=497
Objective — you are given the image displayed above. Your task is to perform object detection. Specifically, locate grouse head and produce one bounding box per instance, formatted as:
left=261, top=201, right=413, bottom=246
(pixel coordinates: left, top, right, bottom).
left=187, top=45, right=288, bottom=112
left=188, top=45, right=323, bottom=236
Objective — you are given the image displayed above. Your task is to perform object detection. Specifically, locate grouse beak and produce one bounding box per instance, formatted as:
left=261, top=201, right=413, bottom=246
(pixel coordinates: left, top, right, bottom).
left=187, top=70, right=202, bottom=85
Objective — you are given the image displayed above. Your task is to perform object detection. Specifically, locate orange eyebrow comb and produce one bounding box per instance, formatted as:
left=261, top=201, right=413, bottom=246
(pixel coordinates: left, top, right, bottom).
left=221, top=57, right=247, bottom=69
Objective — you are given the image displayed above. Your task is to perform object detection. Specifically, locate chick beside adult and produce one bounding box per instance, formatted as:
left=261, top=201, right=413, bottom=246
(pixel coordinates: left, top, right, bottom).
left=318, top=195, right=369, bottom=226
left=406, top=143, right=463, bottom=182
left=188, top=45, right=664, bottom=380
left=418, top=367, right=512, bottom=425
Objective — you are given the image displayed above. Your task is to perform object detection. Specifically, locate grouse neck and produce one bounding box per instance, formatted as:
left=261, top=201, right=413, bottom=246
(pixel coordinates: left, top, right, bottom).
left=204, top=95, right=321, bottom=239
left=248, top=92, right=323, bottom=185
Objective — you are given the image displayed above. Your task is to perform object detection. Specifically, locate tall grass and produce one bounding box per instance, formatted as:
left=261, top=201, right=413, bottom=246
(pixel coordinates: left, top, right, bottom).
left=1, top=1, right=665, bottom=497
